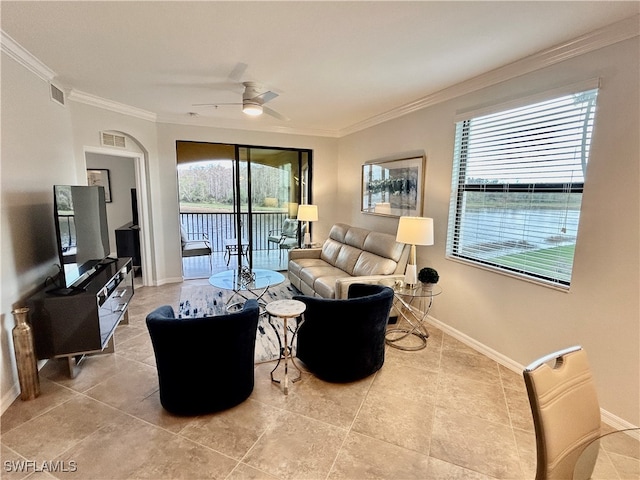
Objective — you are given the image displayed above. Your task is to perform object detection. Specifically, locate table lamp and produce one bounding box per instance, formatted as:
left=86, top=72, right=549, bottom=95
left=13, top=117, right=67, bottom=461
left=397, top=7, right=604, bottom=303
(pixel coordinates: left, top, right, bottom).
left=396, top=216, right=434, bottom=287
left=297, top=204, right=318, bottom=247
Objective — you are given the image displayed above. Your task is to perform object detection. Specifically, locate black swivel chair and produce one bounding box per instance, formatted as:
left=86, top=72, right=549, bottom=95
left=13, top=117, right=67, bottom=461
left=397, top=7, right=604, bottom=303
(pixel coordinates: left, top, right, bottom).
left=293, top=283, right=394, bottom=383
left=146, top=299, right=260, bottom=416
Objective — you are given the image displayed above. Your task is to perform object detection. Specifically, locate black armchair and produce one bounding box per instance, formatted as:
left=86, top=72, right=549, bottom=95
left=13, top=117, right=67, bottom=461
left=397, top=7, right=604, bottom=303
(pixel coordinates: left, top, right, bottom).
left=293, top=283, right=394, bottom=383
left=146, top=299, right=260, bottom=415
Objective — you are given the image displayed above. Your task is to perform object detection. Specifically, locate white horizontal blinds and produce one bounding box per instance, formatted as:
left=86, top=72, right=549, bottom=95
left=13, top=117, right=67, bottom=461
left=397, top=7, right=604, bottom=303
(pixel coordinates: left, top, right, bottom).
left=447, top=88, right=598, bottom=287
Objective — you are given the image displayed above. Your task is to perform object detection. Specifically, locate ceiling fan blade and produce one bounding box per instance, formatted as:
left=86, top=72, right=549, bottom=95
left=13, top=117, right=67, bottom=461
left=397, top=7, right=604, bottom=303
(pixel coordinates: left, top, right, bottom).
left=192, top=102, right=241, bottom=107
left=263, top=106, right=290, bottom=122
left=228, top=62, right=248, bottom=82
left=259, top=90, right=279, bottom=103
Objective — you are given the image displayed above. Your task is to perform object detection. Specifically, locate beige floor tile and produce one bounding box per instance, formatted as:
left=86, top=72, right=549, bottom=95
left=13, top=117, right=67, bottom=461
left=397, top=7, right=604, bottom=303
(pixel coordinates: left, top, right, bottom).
left=368, top=362, right=439, bottom=404
left=279, top=372, right=373, bottom=429
left=1, top=396, right=129, bottom=460
left=178, top=398, right=286, bottom=459
left=436, top=372, right=511, bottom=426
left=0, top=378, right=78, bottom=435
left=384, top=334, right=442, bottom=373
left=430, top=407, right=523, bottom=479
left=243, top=409, right=346, bottom=479
left=53, top=414, right=237, bottom=480
left=513, top=427, right=537, bottom=478
left=440, top=342, right=502, bottom=384
left=351, top=387, right=436, bottom=454
left=608, top=451, right=640, bottom=479
left=226, top=462, right=279, bottom=480
left=39, top=354, right=124, bottom=393
left=426, top=456, right=498, bottom=479
left=113, top=329, right=154, bottom=363
left=329, top=430, right=430, bottom=479
left=499, top=364, right=527, bottom=394
left=1, top=280, right=546, bottom=479
left=504, top=386, right=535, bottom=432
left=82, top=359, right=192, bottom=433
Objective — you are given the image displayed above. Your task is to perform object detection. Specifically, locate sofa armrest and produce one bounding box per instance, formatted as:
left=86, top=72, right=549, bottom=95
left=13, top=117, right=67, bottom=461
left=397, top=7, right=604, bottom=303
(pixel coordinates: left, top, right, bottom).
left=335, top=274, right=404, bottom=299
left=289, top=247, right=322, bottom=261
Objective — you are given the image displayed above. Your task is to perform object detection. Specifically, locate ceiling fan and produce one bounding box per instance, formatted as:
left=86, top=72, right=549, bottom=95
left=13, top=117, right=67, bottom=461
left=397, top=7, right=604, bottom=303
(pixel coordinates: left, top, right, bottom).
left=193, top=81, right=289, bottom=121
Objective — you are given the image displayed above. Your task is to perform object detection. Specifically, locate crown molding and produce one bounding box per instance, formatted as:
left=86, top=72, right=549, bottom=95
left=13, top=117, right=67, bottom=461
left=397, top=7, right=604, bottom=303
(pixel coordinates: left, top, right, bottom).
left=3, top=15, right=638, bottom=138
left=340, top=15, right=640, bottom=137
left=1, top=30, right=56, bottom=82
left=156, top=113, right=340, bottom=138
left=67, top=89, right=157, bottom=123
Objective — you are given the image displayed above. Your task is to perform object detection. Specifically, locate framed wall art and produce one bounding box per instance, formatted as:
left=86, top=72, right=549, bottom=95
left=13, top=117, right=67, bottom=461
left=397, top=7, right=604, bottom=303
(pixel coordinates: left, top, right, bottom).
left=86, top=168, right=112, bottom=202
left=361, top=156, right=425, bottom=217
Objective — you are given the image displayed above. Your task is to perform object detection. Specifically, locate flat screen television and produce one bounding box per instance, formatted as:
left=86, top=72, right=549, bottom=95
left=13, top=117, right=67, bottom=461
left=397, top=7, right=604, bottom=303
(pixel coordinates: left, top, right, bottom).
left=53, top=185, right=112, bottom=291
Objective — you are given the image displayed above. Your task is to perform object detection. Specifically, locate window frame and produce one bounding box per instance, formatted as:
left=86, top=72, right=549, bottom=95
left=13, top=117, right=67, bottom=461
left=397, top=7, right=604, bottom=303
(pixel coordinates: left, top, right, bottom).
left=446, top=86, right=598, bottom=289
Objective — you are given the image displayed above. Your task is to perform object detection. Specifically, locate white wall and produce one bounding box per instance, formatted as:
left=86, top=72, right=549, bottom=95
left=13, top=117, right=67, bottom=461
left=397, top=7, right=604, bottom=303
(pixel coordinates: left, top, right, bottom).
left=0, top=53, right=77, bottom=407
left=337, top=38, right=640, bottom=426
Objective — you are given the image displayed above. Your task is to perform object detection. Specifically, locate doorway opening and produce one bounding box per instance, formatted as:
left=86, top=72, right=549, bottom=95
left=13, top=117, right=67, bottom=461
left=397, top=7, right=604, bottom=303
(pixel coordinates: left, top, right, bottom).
left=176, top=141, right=312, bottom=278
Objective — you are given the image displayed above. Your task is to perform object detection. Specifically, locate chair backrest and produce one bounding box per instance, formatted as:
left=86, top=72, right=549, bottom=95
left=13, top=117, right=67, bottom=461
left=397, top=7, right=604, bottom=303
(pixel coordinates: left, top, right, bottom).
left=523, top=346, right=601, bottom=480
left=282, top=218, right=298, bottom=238
left=146, top=300, right=260, bottom=415
left=293, top=283, right=394, bottom=382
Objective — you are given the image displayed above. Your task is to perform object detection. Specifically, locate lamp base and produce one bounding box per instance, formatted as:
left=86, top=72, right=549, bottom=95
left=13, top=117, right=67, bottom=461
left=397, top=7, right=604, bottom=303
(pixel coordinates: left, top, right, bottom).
left=303, top=232, right=311, bottom=247
left=404, top=264, right=417, bottom=287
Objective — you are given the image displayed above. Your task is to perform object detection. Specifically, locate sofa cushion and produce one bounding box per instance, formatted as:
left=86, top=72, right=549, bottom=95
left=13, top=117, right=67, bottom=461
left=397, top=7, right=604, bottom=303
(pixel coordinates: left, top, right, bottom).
left=328, top=223, right=350, bottom=243
left=344, top=226, right=370, bottom=250
left=313, top=271, right=352, bottom=299
left=363, top=231, right=405, bottom=263
left=320, top=238, right=343, bottom=265
left=288, top=258, right=327, bottom=278
left=353, top=251, right=397, bottom=276
left=300, top=265, right=345, bottom=288
left=334, top=244, right=362, bottom=275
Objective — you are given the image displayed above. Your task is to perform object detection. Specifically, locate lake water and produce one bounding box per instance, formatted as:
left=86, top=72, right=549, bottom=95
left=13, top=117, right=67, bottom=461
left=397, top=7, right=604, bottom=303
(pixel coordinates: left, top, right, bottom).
left=455, top=208, right=580, bottom=260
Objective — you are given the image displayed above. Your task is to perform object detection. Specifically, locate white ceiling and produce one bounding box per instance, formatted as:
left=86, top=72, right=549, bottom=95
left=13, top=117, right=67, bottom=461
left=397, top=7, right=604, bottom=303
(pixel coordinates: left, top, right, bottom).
left=2, top=1, right=638, bottom=136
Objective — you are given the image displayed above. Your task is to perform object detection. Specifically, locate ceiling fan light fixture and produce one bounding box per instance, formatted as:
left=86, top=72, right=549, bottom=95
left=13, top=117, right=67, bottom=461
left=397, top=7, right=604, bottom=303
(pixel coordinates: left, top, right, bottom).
left=242, top=102, right=263, bottom=116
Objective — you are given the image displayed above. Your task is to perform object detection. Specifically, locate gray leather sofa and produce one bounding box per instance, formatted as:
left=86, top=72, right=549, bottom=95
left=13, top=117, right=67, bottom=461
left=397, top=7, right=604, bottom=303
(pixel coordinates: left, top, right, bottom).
left=288, top=223, right=409, bottom=299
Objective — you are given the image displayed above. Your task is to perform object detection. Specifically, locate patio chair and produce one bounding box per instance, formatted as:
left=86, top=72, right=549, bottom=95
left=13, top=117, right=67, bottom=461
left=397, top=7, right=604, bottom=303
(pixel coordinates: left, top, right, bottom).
left=180, top=226, right=212, bottom=271
left=268, top=218, right=299, bottom=255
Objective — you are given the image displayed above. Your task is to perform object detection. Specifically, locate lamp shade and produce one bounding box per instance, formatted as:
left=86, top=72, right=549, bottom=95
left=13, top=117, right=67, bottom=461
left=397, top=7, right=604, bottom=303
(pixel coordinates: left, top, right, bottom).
left=396, top=216, right=434, bottom=246
left=297, top=204, right=318, bottom=222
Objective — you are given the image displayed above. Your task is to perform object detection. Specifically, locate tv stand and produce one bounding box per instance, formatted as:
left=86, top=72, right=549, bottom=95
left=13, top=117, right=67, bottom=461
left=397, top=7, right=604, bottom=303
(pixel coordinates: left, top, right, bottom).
left=27, top=258, right=134, bottom=377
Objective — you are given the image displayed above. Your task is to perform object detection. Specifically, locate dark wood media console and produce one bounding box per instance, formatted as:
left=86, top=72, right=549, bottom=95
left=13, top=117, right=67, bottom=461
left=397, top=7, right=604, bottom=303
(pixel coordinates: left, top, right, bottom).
left=26, top=258, right=134, bottom=377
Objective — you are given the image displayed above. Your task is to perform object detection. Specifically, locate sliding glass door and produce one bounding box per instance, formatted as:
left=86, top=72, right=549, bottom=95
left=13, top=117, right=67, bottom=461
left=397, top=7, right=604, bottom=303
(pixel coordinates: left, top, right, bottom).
left=177, top=141, right=311, bottom=278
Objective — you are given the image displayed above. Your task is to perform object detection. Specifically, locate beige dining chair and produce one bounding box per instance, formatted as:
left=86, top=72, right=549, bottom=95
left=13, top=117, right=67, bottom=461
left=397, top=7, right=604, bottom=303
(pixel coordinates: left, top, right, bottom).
left=523, top=346, right=601, bottom=480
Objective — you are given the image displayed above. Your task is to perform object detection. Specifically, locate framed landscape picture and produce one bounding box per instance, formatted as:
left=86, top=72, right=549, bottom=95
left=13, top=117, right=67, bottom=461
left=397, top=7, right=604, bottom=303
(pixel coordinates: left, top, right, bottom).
left=86, top=168, right=112, bottom=202
left=361, top=156, right=425, bottom=217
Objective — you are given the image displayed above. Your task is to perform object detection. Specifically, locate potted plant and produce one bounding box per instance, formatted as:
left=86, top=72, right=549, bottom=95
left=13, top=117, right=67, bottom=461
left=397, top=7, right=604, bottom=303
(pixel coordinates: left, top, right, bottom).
left=418, top=267, right=439, bottom=290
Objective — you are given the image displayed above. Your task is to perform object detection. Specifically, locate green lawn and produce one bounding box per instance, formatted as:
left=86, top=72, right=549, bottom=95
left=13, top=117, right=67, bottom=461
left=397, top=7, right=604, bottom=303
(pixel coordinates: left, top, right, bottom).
left=492, top=244, right=575, bottom=281
left=179, top=202, right=284, bottom=213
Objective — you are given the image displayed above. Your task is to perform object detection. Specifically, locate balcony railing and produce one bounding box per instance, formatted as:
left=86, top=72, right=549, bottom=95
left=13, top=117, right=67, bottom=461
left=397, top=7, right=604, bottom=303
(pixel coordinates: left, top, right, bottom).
left=180, top=211, right=293, bottom=252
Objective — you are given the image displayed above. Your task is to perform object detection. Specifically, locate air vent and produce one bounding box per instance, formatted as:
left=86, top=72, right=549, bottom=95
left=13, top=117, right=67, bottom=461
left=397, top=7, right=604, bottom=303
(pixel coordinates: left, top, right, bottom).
left=50, top=83, right=65, bottom=106
left=100, top=132, right=126, bottom=148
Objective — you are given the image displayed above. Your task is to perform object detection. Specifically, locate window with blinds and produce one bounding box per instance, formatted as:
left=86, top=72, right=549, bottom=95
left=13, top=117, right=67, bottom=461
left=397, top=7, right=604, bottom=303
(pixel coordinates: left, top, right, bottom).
left=446, top=88, right=598, bottom=287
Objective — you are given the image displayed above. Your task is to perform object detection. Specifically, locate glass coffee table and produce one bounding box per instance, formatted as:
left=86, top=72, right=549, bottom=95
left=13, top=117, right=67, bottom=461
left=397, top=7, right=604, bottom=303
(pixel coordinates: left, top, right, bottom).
left=209, top=267, right=285, bottom=312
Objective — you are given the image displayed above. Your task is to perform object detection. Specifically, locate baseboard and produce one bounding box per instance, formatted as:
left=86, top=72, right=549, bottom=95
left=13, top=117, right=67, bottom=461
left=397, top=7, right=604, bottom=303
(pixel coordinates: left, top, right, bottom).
left=425, top=314, right=639, bottom=431
left=1, top=384, right=20, bottom=415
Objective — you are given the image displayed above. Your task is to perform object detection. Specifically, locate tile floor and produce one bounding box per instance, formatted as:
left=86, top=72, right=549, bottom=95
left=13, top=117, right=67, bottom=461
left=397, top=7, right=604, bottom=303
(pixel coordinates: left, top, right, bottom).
left=1, top=281, right=638, bottom=479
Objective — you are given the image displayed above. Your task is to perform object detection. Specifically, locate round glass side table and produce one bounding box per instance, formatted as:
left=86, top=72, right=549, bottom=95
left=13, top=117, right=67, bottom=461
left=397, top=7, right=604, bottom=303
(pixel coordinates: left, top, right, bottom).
left=385, top=284, right=442, bottom=351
